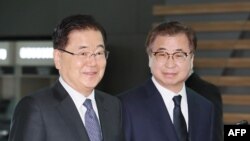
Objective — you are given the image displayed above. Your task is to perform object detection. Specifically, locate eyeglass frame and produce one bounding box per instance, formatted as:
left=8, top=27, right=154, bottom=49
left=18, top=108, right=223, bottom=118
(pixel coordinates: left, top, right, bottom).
left=150, top=50, right=193, bottom=63
left=57, top=48, right=110, bottom=59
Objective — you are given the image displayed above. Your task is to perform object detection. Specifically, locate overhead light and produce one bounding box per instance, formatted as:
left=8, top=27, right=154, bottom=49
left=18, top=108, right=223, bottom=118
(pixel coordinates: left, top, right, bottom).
left=0, top=42, right=13, bottom=66
left=0, top=48, right=7, bottom=60
left=19, top=47, right=53, bottom=59
left=16, top=41, right=54, bottom=66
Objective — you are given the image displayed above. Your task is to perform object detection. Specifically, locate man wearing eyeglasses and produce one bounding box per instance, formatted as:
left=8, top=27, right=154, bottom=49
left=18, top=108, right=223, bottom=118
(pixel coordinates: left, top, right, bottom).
left=119, top=21, right=216, bottom=141
left=9, top=14, right=124, bottom=141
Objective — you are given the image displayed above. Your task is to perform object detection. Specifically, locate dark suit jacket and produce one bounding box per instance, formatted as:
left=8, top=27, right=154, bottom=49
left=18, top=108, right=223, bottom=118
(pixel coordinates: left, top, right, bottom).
left=119, top=79, right=215, bottom=141
left=9, top=80, right=123, bottom=141
left=186, top=72, right=223, bottom=141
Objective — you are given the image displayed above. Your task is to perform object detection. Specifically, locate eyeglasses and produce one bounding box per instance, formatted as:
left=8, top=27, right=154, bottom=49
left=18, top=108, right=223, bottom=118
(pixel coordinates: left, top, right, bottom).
left=151, top=50, right=193, bottom=63
left=58, top=48, right=109, bottom=60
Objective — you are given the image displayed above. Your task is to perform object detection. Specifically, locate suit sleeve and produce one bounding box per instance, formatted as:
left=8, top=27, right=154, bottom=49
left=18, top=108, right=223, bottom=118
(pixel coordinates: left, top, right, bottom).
left=8, top=96, right=45, bottom=141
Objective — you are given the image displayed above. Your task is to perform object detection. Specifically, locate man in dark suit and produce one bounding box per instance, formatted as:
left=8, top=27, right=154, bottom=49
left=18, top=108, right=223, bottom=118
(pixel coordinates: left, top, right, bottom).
left=9, top=14, right=124, bottom=141
left=119, top=21, right=216, bottom=141
left=186, top=70, right=223, bottom=141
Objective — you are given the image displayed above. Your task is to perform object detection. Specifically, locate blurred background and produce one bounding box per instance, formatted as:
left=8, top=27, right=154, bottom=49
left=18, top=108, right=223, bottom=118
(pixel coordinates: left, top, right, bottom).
left=0, top=0, right=250, bottom=140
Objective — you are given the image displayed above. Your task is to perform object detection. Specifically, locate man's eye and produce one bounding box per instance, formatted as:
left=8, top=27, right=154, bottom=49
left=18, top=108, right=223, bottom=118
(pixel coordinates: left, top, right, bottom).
left=96, top=51, right=104, bottom=56
left=80, top=52, right=89, bottom=56
left=175, top=53, right=185, bottom=57
left=156, top=52, right=166, bottom=56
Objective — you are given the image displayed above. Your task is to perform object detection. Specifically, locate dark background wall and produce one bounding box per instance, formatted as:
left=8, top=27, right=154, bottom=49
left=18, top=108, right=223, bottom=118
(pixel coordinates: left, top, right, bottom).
left=0, top=0, right=164, bottom=95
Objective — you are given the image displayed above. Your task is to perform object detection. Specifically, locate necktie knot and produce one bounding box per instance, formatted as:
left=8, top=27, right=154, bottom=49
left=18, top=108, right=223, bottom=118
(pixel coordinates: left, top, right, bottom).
left=173, top=95, right=182, bottom=107
left=83, top=99, right=93, bottom=110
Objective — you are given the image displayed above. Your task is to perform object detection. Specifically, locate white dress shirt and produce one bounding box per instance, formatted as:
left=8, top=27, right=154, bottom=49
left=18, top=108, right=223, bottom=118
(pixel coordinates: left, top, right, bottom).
left=152, top=77, right=189, bottom=129
left=59, top=77, right=100, bottom=125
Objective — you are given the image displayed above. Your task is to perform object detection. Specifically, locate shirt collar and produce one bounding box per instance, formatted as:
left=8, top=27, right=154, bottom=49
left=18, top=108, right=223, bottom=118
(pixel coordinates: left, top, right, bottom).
left=59, top=76, right=95, bottom=108
left=151, top=76, right=187, bottom=99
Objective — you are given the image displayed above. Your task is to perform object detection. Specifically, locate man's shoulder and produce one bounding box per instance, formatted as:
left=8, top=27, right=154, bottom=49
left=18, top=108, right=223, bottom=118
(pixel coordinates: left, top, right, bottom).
left=118, top=79, right=155, bottom=99
left=26, top=80, right=60, bottom=99
left=187, top=87, right=214, bottom=107
left=95, top=90, right=120, bottom=103
left=96, top=90, right=117, bottom=99
left=24, top=86, right=53, bottom=100
left=117, top=83, right=148, bottom=103
left=18, top=81, right=62, bottom=107
left=14, top=86, right=55, bottom=113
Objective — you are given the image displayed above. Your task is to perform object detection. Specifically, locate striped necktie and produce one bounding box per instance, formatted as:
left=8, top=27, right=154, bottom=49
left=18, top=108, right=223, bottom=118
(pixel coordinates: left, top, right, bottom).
left=83, top=99, right=102, bottom=141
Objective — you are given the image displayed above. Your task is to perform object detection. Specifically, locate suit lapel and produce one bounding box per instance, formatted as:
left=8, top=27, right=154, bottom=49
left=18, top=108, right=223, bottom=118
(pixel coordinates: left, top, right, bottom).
left=95, top=91, right=110, bottom=141
left=144, top=80, right=179, bottom=141
left=186, top=88, right=201, bottom=141
left=52, top=81, right=90, bottom=141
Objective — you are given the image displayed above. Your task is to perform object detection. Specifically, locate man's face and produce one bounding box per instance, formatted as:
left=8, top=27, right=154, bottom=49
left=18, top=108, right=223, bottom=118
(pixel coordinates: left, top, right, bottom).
left=148, top=33, right=193, bottom=93
left=54, top=29, right=106, bottom=95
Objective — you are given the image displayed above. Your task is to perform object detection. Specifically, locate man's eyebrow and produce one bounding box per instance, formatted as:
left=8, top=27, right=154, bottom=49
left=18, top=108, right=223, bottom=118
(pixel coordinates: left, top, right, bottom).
left=175, top=49, right=184, bottom=52
left=155, top=48, right=167, bottom=51
left=97, top=44, right=105, bottom=48
left=78, top=46, right=88, bottom=49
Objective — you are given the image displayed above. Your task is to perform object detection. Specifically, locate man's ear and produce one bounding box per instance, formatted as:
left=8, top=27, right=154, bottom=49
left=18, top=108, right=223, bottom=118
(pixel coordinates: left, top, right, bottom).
left=148, top=55, right=152, bottom=68
left=190, top=55, right=194, bottom=70
left=53, top=49, right=61, bottom=69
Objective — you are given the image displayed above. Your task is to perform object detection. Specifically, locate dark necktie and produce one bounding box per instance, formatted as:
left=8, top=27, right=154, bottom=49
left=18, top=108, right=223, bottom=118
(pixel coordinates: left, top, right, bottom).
left=173, top=95, right=188, bottom=141
left=83, top=99, right=102, bottom=141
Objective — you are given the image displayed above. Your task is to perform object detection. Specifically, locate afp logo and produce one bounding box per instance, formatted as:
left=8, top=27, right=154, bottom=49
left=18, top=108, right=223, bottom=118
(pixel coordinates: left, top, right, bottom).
left=224, top=125, right=250, bottom=141
left=227, top=128, right=246, bottom=136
